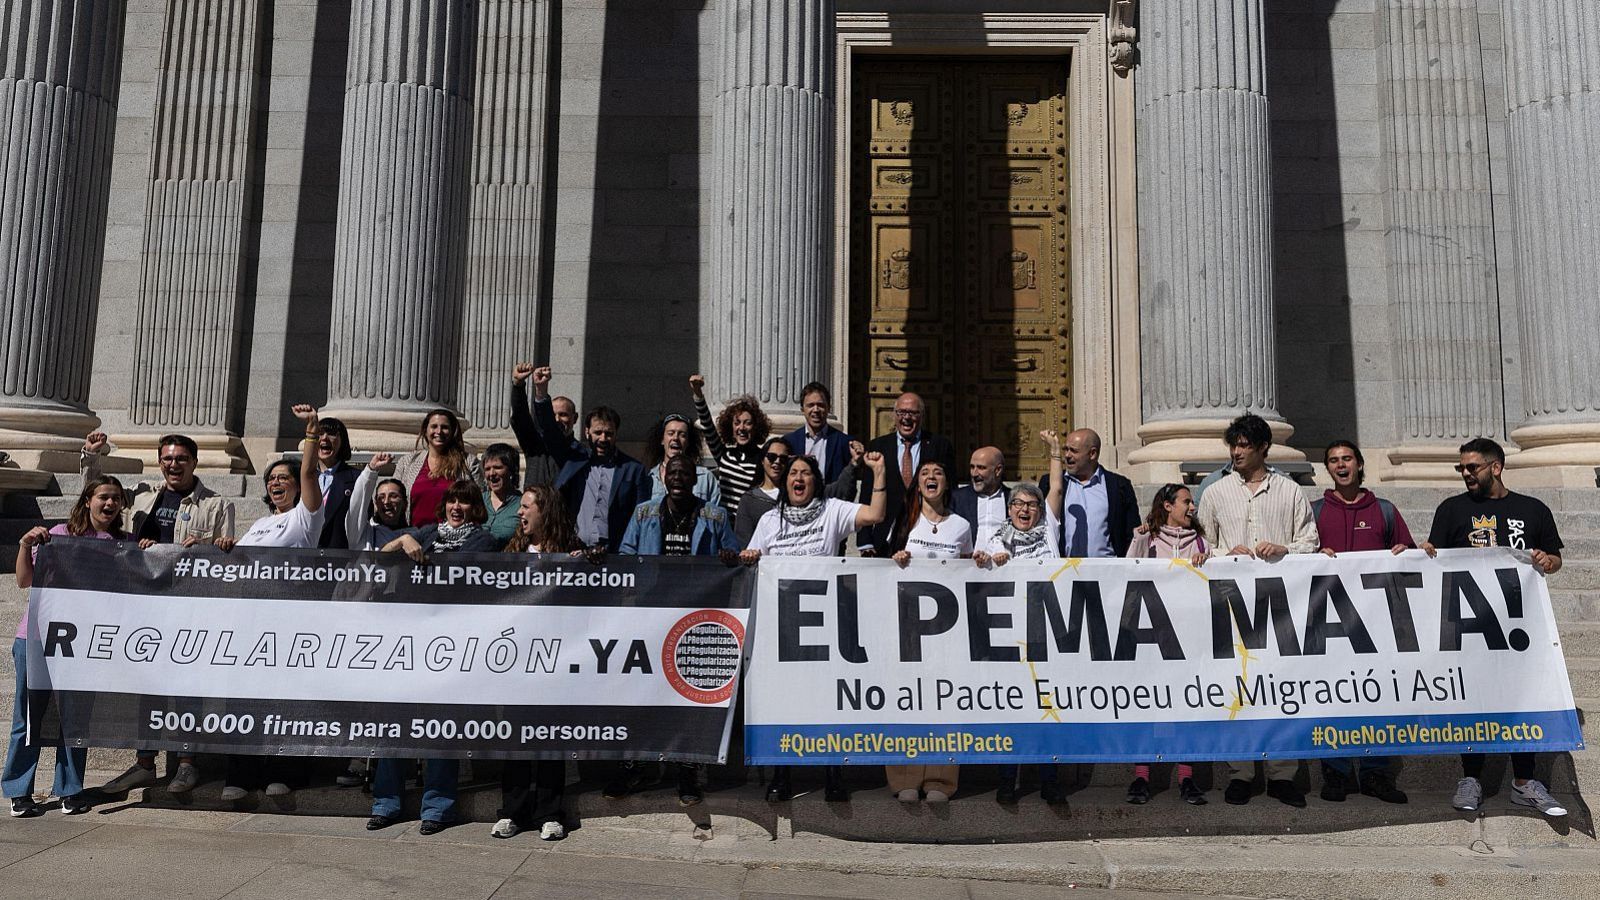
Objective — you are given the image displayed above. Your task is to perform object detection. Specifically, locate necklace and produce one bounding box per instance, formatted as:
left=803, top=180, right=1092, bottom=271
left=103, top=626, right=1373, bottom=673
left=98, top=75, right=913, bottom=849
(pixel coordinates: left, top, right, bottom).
left=924, top=508, right=947, bottom=534
left=662, top=500, right=696, bottom=534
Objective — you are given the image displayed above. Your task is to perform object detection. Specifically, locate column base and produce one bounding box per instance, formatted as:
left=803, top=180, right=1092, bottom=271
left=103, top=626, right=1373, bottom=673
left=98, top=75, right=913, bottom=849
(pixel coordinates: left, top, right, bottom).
left=1504, top=423, right=1600, bottom=487
left=0, top=405, right=140, bottom=473
left=317, top=404, right=474, bottom=454
left=110, top=433, right=251, bottom=474
left=1385, top=443, right=1469, bottom=483
left=1125, top=416, right=1304, bottom=482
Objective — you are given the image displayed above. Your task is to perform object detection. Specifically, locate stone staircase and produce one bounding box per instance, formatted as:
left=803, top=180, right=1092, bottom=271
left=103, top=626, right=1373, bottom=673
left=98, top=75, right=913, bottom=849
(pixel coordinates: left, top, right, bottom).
left=0, top=477, right=1593, bottom=850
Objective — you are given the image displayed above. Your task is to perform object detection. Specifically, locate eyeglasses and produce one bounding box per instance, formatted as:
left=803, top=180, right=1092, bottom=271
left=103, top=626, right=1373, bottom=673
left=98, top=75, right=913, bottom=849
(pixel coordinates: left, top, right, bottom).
left=1453, top=462, right=1490, bottom=474
left=893, top=410, right=921, bottom=419
left=265, top=474, right=295, bottom=484
left=159, top=456, right=194, bottom=465
left=764, top=453, right=790, bottom=463
left=1009, top=500, right=1041, bottom=511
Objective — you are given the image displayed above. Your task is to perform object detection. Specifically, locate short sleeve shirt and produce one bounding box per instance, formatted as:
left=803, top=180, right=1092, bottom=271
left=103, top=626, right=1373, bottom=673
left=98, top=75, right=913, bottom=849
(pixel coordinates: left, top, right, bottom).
left=1427, top=491, right=1563, bottom=554
left=138, top=488, right=187, bottom=543
left=238, top=503, right=325, bottom=549
left=747, top=500, right=862, bottom=557
left=901, top=514, right=973, bottom=559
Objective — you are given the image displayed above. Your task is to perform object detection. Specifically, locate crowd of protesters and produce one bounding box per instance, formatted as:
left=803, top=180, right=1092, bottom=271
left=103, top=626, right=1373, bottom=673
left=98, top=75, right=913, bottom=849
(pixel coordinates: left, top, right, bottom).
left=5, top=366, right=1572, bottom=838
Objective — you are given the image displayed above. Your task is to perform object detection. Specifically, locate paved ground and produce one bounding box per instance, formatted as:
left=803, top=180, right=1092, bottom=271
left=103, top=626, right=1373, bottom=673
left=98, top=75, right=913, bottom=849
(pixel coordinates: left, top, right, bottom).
left=0, top=805, right=1227, bottom=900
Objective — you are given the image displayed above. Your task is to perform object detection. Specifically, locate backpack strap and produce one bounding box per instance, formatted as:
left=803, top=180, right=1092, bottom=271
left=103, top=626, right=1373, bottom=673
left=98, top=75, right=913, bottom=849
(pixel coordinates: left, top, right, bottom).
left=1377, top=498, right=1397, bottom=547
left=1311, top=498, right=1324, bottom=520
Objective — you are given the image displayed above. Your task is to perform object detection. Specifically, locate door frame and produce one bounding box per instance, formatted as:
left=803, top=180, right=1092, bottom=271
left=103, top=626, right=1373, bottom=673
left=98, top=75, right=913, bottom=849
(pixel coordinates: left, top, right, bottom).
left=831, top=9, right=1141, bottom=467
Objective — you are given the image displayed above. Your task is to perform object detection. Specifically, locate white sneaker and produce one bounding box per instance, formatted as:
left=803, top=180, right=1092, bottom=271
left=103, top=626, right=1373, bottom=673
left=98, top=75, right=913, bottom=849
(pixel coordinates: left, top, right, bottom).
left=490, top=818, right=519, bottom=839
left=925, top=790, right=949, bottom=804
left=1451, top=777, right=1482, bottom=812
left=264, top=782, right=291, bottom=797
left=219, top=785, right=247, bottom=801
left=102, top=763, right=157, bottom=794
left=167, top=762, right=199, bottom=794
left=1511, top=780, right=1567, bottom=817
left=539, top=821, right=566, bottom=841
left=895, top=788, right=919, bottom=803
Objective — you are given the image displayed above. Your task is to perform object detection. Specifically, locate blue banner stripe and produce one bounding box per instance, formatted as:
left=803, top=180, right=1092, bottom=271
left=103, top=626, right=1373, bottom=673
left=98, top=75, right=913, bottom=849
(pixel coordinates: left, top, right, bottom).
left=745, top=709, right=1584, bottom=765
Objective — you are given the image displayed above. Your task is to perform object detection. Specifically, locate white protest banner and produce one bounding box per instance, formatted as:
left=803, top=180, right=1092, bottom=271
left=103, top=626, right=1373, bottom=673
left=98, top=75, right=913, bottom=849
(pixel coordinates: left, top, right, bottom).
left=27, top=541, right=750, bottom=762
left=744, top=549, right=1583, bottom=765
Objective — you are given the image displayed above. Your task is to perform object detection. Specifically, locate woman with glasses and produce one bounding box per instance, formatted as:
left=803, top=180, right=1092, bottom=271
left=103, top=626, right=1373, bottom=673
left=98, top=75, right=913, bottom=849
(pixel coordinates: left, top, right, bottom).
left=1123, top=483, right=1209, bottom=806
left=689, top=374, right=771, bottom=522
left=736, top=438, right=864, bottom=547
left=976, top=431, right=1066, bottom=803
left=741, top=451, right=888, bottom=801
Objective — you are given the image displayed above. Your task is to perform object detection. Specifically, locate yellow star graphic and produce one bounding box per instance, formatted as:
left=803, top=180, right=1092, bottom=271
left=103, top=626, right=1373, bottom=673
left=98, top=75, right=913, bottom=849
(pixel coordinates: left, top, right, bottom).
left=1017, top=641, right=1062, bottom=723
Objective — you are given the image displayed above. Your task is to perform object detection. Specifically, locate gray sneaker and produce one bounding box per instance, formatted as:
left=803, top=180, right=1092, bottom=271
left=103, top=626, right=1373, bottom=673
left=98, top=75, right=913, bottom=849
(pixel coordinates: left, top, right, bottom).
left=1511, top=779, right=1567, bottom=817
left=1451, top=776, right=1482, bottom=812
left=102, top=763, right=158, bottom=794
left=167, top=762, right=199, bottom=794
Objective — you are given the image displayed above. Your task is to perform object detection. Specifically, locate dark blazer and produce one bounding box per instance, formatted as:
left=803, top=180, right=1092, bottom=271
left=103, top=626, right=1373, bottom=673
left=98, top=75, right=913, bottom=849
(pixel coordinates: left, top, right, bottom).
left=950, top=483, right=1010, bottom=541
left=781, top=424, right=855, bottom=484
left=1038, top=467, right=1141, bottom=558
left=510, top=380, right=575, bottom=487
left=857, top=430, right=957, bottom=550
left=316, top=462, right=362, bottom=549
left=533, top=393, right=651, bottom=550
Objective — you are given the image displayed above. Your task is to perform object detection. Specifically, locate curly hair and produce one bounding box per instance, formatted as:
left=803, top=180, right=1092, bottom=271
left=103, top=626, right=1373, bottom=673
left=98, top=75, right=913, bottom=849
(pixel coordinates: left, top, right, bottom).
left=713, top=395, right=771, bottom=448
left=503, top=485, right=581, bottom=553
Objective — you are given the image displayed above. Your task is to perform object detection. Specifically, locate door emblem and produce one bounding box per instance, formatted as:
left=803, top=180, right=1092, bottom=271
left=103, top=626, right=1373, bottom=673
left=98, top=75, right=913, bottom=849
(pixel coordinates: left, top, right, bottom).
left=1002, top=250, right=1037, bottom=291
left=882, top=249, right=915, bottom=290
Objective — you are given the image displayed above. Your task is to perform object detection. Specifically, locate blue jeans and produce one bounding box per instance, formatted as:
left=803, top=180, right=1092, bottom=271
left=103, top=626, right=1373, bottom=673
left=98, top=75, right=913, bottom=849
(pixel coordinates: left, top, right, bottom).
left=3, top=638, right=87, bottom=799
left=371, top=758, right=458, bottom=822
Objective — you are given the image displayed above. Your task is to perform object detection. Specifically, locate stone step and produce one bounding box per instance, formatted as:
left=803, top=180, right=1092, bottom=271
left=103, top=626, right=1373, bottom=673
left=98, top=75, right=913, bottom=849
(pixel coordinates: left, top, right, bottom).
left=53, top=765, right=1592, bottom=851
left=50, top=472, right=260, bottom=498
left=10, top=494, right=273, bottom=522
left=1551, top=560, right=1600, bottom=591
left=1551, top=590, right=1600, bottom=621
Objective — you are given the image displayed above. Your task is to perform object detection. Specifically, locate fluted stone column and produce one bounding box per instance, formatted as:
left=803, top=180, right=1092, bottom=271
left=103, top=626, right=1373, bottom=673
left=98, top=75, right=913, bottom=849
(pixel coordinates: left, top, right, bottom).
left=708, top=0, right=834, bottom=417
left=0, top=2, right=124, bottom=471
left=458, top=0, right=551, bottom=437
left=322, top=0, right=476, bottom=447
left=1382, top=0, right=1503, bottom=481
left=1127, top=0, right=1300, bottom=475
left=1501, top=0, right=1600, bottom=482
left=120, top=0, right=265, bottom=473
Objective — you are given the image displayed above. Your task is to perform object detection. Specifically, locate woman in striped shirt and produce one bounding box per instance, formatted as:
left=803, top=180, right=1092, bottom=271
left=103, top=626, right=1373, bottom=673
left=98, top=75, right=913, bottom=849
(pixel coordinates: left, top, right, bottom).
left=689, top=374, right=771, bottom=524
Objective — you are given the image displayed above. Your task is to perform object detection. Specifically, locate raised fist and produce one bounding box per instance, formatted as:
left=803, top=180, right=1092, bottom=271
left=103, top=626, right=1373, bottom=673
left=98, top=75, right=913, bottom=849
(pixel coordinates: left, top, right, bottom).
left=512, top=363, right=535, bottom=384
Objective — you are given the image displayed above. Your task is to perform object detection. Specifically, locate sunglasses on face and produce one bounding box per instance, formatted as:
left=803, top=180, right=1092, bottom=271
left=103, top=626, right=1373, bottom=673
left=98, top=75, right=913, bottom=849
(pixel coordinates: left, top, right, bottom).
left=765, top=452, right=790, bottom=463
left=1454, top=462, right=1490, bottom=474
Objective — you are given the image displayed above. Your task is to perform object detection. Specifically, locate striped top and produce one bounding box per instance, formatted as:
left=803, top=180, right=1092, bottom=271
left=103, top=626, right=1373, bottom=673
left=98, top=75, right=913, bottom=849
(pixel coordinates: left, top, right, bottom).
left=693, top=395, right=763, bottom=522
left=1195, top=469, right=1320, bottom=558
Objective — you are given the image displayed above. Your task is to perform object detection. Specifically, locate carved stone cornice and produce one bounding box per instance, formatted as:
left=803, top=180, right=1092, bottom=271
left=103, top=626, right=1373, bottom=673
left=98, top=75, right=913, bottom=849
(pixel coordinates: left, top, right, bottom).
left=1109, top=0, right=1137, bottom=73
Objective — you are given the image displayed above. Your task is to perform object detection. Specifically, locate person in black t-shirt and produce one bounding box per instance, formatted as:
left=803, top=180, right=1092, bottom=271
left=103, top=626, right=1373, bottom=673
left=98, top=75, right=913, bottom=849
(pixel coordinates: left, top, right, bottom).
left=1422, top=438, right=1567, bottom=818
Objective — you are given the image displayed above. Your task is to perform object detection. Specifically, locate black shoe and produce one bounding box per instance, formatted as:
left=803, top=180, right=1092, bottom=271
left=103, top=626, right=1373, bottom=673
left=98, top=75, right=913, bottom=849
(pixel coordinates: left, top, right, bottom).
left=1266, top=779, right=1306, bottom=808
left=823, top=767, right=849, bottom=803
left=1178, top=778, right=1208, bottom=806
left=1359, top=769, right=1409, bottom=804
left=366, top=814, right=399, bottom=831
left=1320, top=765, right=1349, bottom=802
left=1224, top=778, right=1253, bottom=805
left=1126, top=777, right=1150, bottom=805
left=765, top=769, right=792, bottom=803
left=677, top=765, right=703, bottom=807
left=1040, top=780, right=1069, bottom=805
left=9, top=797, right=42, bottom=818
left=602, top=761, right=643, bottom=800
left=995, top=781, right=1018, bottom=805
left=418, top=819, right=449, bottom=836
left=59, top=794, right=90, bottom=815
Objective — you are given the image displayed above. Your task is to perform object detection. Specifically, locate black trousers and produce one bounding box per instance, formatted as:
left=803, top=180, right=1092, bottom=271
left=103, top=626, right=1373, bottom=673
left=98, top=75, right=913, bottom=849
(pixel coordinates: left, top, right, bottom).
left=498, top=760, right=565, bottom=826
left=1462, top=752, right=1536, bottom=781
left=225, top=754, right=298, bottom=789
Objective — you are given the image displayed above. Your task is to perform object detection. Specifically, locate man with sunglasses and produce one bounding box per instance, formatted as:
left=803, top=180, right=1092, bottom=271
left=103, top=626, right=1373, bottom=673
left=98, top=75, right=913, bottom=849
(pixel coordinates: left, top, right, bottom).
left=80, top=430, right=235, bottom=797
left=856, top=392, right=956, bottom=555
left=1422, top=438, right=1566, bottom=817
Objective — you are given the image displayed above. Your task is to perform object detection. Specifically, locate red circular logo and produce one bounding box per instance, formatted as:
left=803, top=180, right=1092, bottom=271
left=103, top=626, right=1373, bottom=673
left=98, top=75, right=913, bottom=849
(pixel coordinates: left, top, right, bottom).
left=661, top=609, right=745, bottom=704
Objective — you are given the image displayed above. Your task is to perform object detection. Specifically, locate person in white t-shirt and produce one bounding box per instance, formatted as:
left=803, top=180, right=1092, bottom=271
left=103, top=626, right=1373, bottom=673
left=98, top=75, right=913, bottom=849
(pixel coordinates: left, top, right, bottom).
left=885, top=458, right=970, bottom=803
left=740, top=451, right=887, bottom=803
left=224, top=405, right=327, bottom=801
left=974, top=430, right=1065, bottom=568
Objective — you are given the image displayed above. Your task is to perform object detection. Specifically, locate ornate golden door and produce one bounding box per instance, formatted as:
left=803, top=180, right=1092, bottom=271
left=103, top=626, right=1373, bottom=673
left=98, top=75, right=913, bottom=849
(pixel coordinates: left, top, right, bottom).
left=849, top=58, right=1071, bottom=475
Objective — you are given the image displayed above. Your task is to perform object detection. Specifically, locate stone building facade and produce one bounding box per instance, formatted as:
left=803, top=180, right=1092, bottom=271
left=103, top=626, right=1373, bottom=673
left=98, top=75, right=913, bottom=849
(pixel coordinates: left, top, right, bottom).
left=1, top=0, right=1596, bottom=485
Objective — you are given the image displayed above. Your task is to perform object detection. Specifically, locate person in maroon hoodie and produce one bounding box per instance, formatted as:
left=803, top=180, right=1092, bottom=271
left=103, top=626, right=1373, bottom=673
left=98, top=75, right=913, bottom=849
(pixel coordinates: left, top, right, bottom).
left=1314, top=440, right=1413, bottom=804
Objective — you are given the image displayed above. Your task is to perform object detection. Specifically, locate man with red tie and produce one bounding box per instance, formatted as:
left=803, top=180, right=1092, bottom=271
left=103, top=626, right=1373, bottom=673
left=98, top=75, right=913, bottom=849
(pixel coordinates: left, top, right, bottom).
left=856, top=392, right=956, bottom=555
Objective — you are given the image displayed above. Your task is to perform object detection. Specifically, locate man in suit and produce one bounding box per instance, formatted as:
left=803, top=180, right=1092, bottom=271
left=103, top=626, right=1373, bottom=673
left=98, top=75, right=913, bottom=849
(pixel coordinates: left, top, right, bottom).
left=950, top=446, right=1009, bottom=548
left=1038, top=428, right=1140, bottom=557
left=510, top=363, right=580, bottom=486
left=858, top=392, right=956, bottom=554
left=781, top=381, right=855, bottom=484
left=528, top=366, right=651, bottom=550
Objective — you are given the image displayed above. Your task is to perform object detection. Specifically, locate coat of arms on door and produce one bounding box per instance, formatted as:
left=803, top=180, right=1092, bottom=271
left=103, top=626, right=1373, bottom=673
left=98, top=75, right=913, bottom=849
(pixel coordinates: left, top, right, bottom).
left=882, top=248, right=915, bottom=290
